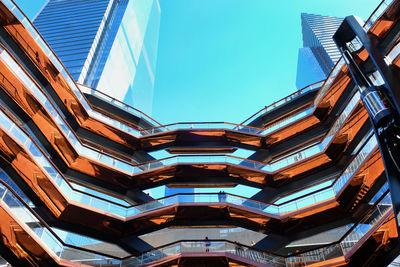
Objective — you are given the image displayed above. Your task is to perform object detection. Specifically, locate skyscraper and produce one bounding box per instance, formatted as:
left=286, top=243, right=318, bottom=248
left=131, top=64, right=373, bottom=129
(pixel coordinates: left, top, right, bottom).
left=296, top=47, right=327, bottom=89
left=296, top=13, right=343, bottom=89
left=0, top=0, right=399, bottom=266
left=34, top=0, right=160, bottom=114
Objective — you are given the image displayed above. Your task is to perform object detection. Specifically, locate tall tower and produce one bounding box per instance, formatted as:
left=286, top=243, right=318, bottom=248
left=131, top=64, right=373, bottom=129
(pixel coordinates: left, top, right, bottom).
left=34, top=0, right=161, bottom=114
left=296, top=13, right=343, bottom=89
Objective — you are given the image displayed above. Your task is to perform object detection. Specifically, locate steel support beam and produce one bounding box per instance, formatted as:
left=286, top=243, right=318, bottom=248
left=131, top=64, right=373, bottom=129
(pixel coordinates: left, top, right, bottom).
left=334, top=15, right=400, bottom=232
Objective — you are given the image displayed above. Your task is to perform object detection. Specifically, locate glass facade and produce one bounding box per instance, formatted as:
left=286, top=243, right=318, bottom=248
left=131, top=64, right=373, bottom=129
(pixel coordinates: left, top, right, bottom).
left=296, top=13, right=343, bottom=89
left=296, top=47, right=326, bottom=89
left=1, top=0, right=399, bottom=265
left=34, top=0, right=161, bottom=115
left=96, top=0, right=160, bottom=114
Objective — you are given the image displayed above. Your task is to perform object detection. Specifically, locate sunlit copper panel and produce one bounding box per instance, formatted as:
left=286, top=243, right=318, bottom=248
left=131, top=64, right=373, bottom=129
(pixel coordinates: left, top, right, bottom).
left=0, top=0, right=397, bottom=266
left=369, top=1, right=400, bottom=38
left=0, top=120, right=384, bottom=237
left=0, top=57, right=369, bottom=188
left=0, top=3, right=359, bottom=154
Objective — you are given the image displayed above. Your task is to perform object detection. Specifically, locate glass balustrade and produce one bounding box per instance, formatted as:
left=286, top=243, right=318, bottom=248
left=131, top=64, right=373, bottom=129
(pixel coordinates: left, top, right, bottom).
left=0, top=2, right=354, bottom=144
left=0, top=0, right=393, bottom=155
left=333, top=135, right=378, bottom=194
left=0, top=47, right=365, bottom=177
left=0, top=179, right=391, bottom=266
left=0, top=44, right=358, bottom=178
left=0, top=181, right=118, bottom=264
left=0, top=25, right=366, bottom=180
left=78, top=84, right=163, bottom=128
left=286, top=190, right=392, bottom=266
left=123, top=240, right=286, bottom=266
left=0, top=179, right=287, bottom=266
left=0, top=104, right=379, bottom=220
left=84, top=187, right=393, bottom=266
left=241, top=80, right=325, bottom=126
left=0, top=0, right=394, bottom=266
left=0, top=48, right=143, bottom=171
left=386, top=41, right=400, bottom=64
left=312, top=0, right=393, bottom=110
left=313, top=58, right=347, bottom=107
left=364, top=0, right=393, bottom=31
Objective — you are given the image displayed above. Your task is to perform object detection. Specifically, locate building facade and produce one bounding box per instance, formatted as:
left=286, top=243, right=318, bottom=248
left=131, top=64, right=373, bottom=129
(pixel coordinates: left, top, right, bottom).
left=0, top=0, right=398, bottom=266
left=296, top=13, right=343, bottom=89
left=34, top=0, right=160, bottom=114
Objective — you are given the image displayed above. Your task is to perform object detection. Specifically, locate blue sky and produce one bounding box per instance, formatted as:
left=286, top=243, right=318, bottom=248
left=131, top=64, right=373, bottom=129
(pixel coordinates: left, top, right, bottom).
left=152, top=0, right=382, bottom=124
left=13, top=0, right=383, bottom=199
left=15, top=0, right=382, bottom=125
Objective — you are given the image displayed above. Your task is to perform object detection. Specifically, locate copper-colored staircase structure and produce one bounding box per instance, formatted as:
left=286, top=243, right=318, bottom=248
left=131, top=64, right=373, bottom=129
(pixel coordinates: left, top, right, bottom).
left=0, top=0, right=398, bottom=266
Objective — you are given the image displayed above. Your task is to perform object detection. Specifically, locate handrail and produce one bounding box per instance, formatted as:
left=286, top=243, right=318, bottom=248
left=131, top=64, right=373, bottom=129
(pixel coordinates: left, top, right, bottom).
left=0, top=0, right=347, bottom=145
left=0, top=41, right=360, bottom=180
left=312, top=0, right=393, bottom=110
left=0, top=100, right=378, bottom=219
left=77, top=83, right=163, bottom=128
left=134, top=130, right=375, bottom=210
left=290, top=186, right=390, bottom=256
left=0, top=175, right=390, bottom=264
left=0, top=102, right=132, bottom=208
left=240, top=80, right=325, bottom=126
left=0, top=0, right=395, bottom=151
left=0, top=178, right=121, bottom=259
left=386, top=39, right=400, bottom=62
left=0, top=44, right=365, bottom=179
left=0, top=91, right=362, bottom=176
left=0, top=0, right=384, bottom=222
left=0, top=0, right=394, bottom=264
left=0, top=101, right=346, bottom=212
left=0, top=45, right=140, bottom=167
left=140, top=121, right=264, bottom=132
left=132, top=189, right=392, bottom=265
left=363, top=0, right=394, bottom=31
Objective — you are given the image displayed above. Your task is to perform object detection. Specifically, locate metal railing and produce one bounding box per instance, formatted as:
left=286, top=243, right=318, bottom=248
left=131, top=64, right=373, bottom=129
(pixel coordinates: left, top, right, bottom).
left=0, top=101, right=378, bottom=219
left=0, top=176, right=391, bottom=266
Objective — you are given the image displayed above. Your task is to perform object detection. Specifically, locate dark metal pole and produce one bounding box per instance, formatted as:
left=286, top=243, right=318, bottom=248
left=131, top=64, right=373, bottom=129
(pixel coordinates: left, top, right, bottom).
left=334, top=16, right=400, bottom=230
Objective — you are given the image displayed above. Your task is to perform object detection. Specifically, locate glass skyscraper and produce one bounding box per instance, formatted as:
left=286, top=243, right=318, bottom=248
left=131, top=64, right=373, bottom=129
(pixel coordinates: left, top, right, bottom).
left=296, top=13, right=343, bottom=89
left=34, top=0, right=160, bottom=114
left=296, top=47, right=327, bottom=90
left=0, top=0, right=399, bottom=265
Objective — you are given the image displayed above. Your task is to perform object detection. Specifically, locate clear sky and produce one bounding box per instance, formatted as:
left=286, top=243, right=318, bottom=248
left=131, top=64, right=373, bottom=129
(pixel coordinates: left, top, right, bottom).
left=153, top=0, right=383, bottom=124
left=15, top=0, right=382, bottom=125
left=13, top=0, right=384, bottom=199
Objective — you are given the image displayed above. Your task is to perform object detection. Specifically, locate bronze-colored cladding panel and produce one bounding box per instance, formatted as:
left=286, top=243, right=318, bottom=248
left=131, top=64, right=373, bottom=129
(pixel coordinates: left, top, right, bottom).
left=0, top=61, right=78, bottom=165
left=265, top=115, right=321, bottom=146
left=0, top=143, right=376, bottom=238
left=0, top=203, right=57, bottom=266
left=0, top=20, right=349, bottom=155
left=141, top=253, right=253, bottom=267
left=0, top=106, right=381, bottom=238
left=0, top=53, right=365, bottom=189
left=341, top=150, right=385, bottom=211
left=0, top=87, right=368, bottom=191
left=0, top=75, right=368, bottom=191
left=318, top=75, right=351, bottom=110
left=0, top=127, right=377, bottom=236
left=393, top=51, right=400, bottom=69
left=0, top=44, right=366, bottom=191
left=334, top=105, right=369, bottom=149
left=347, top=214, right=398, bottom=266
left=369, top=1, right=400, bottom=39
left=272, top=154, right=333, bottom=182
left=0, top=129, right=67, bottom=216
left=0, top=1, right=397, bottom=266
